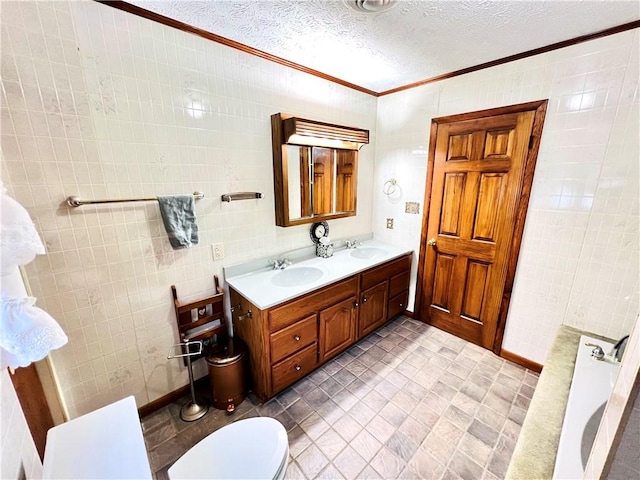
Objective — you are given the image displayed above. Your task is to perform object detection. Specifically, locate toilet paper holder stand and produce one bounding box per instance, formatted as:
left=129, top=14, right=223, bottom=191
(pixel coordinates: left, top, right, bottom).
left=167, top=339, right=209, bottom=422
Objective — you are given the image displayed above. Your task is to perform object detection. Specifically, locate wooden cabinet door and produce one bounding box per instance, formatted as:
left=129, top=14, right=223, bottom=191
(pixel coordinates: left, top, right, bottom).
left=420, top=107, right=538, bottom=349
left=319, top=296, right=356, bottom=362
left=358, top=281, right=388, bottom=338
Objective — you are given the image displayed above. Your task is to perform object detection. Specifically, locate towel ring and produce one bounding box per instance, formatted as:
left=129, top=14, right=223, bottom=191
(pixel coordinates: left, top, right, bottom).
left=383, top=179, right=398, bottom=196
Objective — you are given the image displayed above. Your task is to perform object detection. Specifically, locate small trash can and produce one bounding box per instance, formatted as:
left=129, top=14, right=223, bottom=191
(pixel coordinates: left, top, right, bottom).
left=205, top=337, right=247, bottom=413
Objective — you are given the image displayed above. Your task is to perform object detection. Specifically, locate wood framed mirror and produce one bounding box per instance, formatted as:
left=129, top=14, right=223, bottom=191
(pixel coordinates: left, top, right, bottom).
left=271, top=113, right=369, bottom=227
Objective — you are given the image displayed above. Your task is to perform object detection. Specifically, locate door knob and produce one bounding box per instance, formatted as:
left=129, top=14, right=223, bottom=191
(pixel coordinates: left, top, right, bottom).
left=427, top=238, right=437, bottom=247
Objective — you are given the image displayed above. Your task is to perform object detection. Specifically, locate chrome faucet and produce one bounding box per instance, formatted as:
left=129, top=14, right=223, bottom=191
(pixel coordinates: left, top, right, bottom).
left=271, top=257, right=291, bottom=270
left=610, top=335, right=629, bottom=362
left=345, top=240, right=361, bottom=249
left=585, top=343, right=605, bottom=361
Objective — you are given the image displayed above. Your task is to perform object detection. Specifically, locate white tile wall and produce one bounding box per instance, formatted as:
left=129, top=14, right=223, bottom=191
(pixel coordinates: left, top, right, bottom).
left=0, top=369, right=42, bottom=480
left=0, top=0, right=377, bottom=417
left=1, top=0, right=637, bottom=418
left=374, top=30, right=639, bottom=364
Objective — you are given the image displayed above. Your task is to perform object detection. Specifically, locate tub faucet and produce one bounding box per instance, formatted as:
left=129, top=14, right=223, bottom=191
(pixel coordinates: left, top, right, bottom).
left=271, top=257, right=291, bottom=270
left=585, top=343, right=605, bottom=361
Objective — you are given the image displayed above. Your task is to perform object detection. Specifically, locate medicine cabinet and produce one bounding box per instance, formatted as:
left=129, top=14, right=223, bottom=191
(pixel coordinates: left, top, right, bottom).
left=271, top=113, right=369, bottom=227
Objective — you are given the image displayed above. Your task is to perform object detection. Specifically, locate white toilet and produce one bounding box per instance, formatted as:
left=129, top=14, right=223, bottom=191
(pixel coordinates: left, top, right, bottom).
left=168, top=417, right=289, bottom=480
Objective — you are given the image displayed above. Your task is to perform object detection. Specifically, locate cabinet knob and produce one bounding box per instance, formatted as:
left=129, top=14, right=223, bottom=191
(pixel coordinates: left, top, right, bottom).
left=354, top=301, right=359, bottom=308
left=294, top=335, right=301, bottom=341
left=294, top=364, right=301, bottom=371
left=362, top=297, right=367, bottom=303
left=399, top=303, right=403, bottom=308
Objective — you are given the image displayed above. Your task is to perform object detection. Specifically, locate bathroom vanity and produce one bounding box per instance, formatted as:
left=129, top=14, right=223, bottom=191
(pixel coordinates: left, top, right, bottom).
left=225, top=242, right=412, bottom=401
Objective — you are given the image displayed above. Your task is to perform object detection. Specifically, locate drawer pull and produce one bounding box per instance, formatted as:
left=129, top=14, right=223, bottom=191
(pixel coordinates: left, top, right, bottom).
left=294, top=364, right=302, bottom=371
left=294, top=335, right=301, bottom=341
left=238, top=310, right=252, bottom=321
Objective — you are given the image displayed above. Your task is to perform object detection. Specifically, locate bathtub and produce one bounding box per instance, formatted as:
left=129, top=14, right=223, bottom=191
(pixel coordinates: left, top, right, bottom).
left=553, top=335, right=620, bottom=479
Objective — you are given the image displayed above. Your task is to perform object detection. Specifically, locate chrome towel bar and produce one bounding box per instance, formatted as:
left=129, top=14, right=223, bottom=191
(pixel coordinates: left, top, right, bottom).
left=66, top=191, right=205, bottom=207
left=221, top=192, right=263, bottom=202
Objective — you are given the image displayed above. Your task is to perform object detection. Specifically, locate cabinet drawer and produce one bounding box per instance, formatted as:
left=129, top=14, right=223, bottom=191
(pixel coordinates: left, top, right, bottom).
left=389, top=270, right=410, bottom=298
left=270, top=314, right=317, bottom=364
left=269, top=277, right=358, bottom=331
left=361, top=254, right=411, bottom=291
left=388, top=290, right=408, bottom=320
left=271, top=343, right=318, bottom=394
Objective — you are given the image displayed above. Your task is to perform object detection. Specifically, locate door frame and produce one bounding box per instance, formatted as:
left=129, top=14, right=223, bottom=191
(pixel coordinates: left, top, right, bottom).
left=415, top=100, right=548, bottom=355
left=10, top=363, right=55, bottom=460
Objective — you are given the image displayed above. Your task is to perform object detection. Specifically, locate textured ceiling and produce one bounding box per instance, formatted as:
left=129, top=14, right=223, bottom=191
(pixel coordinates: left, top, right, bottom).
left=128, top=0, right=639, bottom=93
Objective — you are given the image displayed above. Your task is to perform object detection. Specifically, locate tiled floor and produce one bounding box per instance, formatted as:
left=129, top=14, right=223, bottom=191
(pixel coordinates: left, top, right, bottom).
left=142, top=316, right=538, bottom=480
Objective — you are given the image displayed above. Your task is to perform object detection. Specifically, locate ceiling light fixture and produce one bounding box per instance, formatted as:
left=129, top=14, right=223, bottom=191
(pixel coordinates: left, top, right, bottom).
left=344, top=0, right=399, bottom=14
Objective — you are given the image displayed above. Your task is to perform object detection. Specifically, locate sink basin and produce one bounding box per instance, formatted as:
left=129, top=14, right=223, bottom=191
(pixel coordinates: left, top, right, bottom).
left=271, top=267, right=324, bottom=287
left=350, top=247, right=387, bottom=260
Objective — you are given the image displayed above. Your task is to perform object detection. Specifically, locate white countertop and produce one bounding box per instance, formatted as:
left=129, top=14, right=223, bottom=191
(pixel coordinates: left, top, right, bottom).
left=224, top=240, right=412, bottom=310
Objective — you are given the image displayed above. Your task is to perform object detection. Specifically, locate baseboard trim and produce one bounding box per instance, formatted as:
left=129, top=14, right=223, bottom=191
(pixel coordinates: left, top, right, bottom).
left=500, top=349, right=543, bottom=373
left=138, top=377, right=209, bottom=418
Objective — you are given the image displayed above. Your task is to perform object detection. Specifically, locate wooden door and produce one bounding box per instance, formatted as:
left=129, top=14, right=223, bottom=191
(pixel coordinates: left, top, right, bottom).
left=417, top=101, right=547, bottom=351
left=358, top=282, right=388, bottom=338
left=319, top=296, right=356, bottom=362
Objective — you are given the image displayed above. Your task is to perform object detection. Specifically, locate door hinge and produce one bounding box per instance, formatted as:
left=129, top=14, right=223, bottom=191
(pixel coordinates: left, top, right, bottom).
left=528, top=135, right=535, bottom=149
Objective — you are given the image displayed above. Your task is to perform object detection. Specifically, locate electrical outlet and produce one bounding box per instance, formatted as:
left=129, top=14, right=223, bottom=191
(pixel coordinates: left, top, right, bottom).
left=386, top=218, right=394, bottom=229
left=212, top=242, right=224, bottom=261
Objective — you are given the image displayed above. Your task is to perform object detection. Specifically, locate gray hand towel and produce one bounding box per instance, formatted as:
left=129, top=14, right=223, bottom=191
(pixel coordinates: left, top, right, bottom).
left=157, top=195, right=199, bottom=249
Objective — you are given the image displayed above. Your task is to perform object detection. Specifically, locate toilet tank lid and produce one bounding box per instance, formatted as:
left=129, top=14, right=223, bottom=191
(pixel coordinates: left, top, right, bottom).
left=42, top=396, right=152, bottom=479
left=168, top=417, right=287, bottom=479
